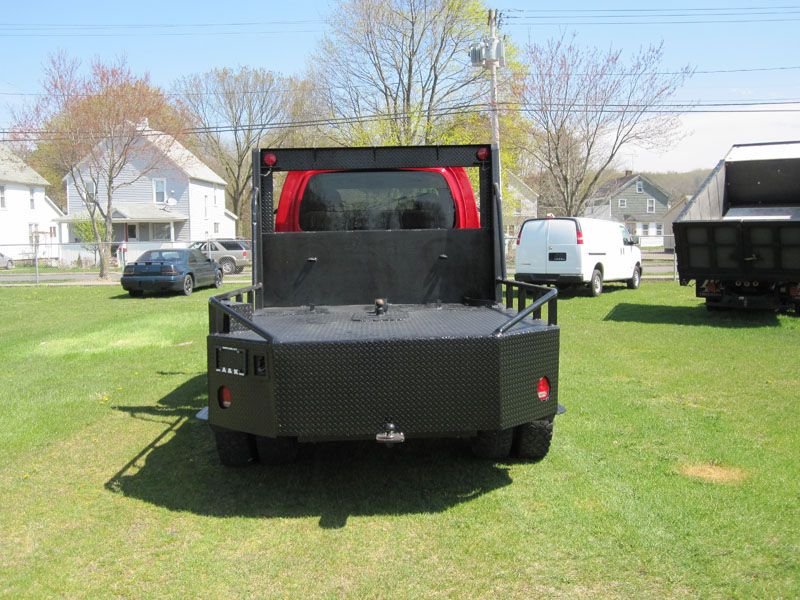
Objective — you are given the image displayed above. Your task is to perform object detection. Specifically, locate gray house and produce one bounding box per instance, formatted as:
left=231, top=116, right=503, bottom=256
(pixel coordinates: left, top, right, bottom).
left=583, top=172, right=672, bottom=245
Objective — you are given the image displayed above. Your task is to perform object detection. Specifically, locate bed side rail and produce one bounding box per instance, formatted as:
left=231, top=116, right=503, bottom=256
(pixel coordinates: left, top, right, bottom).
left=208, top=283, right=273, bottom=342
left=495, top=279, right=558, bottom=335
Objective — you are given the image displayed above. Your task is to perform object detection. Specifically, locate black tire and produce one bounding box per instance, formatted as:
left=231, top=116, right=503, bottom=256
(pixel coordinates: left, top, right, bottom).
left=181, top=274, right=194, bottom=296
left=213, top=269, right=223, bottom=288
left=470, top=428, right=514, bottom=460
left=706, top=302, right=724, bottom=312
left=255, top=435, right=299, bottom=465
left=214, top=429, right=256, bottom=467
left=128, top=289, right=143, bottom=297
left=589, top=268, right=603, bottom=297
left=220, top=258, right=235, bottom=275
left=627, top=265, right=642, bottom=289
left=512, top=419, right=553, bottom=462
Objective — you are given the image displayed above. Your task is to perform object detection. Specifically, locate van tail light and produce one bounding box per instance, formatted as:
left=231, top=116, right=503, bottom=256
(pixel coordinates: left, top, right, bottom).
left=218, top=386, right=233, bottom=409
left=537, top=377, right=550, bottom=401
left=576, top=230, right=584, bottom=245
left=516, top=227, right=523, bottom=245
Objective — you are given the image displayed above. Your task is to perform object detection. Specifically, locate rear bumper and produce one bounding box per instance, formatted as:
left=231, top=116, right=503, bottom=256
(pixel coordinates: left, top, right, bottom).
left=207, top=327, right=560, bottom=441
left=515, top=273, right=584, bottom=285
left=121, top=275, right=183, bottom=292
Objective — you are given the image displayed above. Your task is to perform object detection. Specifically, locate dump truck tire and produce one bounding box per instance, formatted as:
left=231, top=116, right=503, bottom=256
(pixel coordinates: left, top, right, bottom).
left=214, top=430, right=256, bottom=467
left=470, top=428, right=514, bottom=460
left=255, top=436, right=298, bottom=465
left=513, top=419, right=553, bottom=462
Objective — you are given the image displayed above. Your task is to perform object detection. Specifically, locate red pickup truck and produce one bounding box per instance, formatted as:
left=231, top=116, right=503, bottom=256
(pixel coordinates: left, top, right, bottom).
left=275, top=167, right=480, bottom=232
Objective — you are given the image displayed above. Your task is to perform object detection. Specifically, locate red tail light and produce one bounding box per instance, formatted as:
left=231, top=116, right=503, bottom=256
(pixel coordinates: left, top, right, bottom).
left=516, top=227, right=523, bottom=245
left=161, top=264, right=178, bottom=275
left=242, top=250, right=247, bottom=258
left=476, top=147, right=490, bottom=161
left=537, top=377, right=550, bottom=401
left=576, top=230, right=584, bottom=245
left=790, top=286, right=800, bottom=298
left=263, top=152, right=277, bottom=166
left=218, top=386, right=232, bottom=409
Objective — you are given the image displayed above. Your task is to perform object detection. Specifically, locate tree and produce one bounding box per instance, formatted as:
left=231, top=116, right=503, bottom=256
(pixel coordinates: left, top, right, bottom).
left=173, top=67, right=287, bottom=234
left=309, top=0, right=487, bottom=146
left=14, top=53, right=185, bottom=278
left=521, top=34, right=691, bottom=216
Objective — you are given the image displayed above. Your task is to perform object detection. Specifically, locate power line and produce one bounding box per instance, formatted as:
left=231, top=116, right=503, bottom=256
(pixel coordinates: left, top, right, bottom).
left=505, top=17, right=800, bottom=25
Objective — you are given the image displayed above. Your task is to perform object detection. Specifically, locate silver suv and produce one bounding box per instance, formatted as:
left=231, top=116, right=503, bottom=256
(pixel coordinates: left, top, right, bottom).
left=189, top=240, right=250, bottom=274
left=0, top=252, right=13, bottom=269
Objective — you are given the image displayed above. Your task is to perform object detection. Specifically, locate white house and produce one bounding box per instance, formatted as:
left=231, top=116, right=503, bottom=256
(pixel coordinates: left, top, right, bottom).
left=0, top=144, right=65, bottom=262
left=62, top=126, right=235, bottom=262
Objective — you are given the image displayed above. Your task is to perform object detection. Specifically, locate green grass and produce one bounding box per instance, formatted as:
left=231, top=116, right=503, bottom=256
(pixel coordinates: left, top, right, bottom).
left=0, top=283, right=798, bottom=598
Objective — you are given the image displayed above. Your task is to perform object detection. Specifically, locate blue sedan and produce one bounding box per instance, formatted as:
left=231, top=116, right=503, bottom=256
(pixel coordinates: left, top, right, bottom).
left=121, top=248, right=223, bottom=297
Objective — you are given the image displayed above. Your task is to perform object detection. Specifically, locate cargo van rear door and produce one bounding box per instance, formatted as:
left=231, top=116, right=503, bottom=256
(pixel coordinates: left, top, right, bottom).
left=517, top=219, right=549, bottom=277
left=546, top=218, right=581, bottom=276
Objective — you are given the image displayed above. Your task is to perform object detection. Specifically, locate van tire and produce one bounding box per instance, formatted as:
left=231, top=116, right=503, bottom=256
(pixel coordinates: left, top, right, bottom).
left=513, top=419, right=553, bottom=462
left=214, top=429, right=257, bottom=467
left=255, top=435, right=299, bottom=465
left=470, top=428, right=514, bottom=460
left=627, top=265, right=642, bottom=289
left=589, top=269, right=603, bottom=296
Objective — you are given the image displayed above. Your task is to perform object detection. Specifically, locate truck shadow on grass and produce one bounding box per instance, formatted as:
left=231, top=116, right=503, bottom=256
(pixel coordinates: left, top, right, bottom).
left=603, top=303, right=782, bottom=327
left=106, top=375, right=513, bottom=528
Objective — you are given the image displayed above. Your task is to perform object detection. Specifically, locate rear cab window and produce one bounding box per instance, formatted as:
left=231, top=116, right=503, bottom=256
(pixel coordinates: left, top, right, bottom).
left=298, top=170, right=456, bottom=231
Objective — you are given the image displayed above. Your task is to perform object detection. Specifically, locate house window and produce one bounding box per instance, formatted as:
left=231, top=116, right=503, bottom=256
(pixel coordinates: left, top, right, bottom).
left=29, top=223, right=39, bottom=243
left=213, top=222, right=220, bottom=234
left=204, top=195, right=208, bottom=218
left=30, top=189, right=35, bottom=210
left=636, top=223, right=646, bottom=236
left=152, top=223, right=171, bottom=241
left=0, top=186, right=5, bottom=209
left=85, top=181, right=96, bottom=202
left=636, top=181, right=644, bottom=194
left=49, top=226, right=57, bottom=238
left=647, top=198, right=655, bottom=213
left=153, top=179, right=166, bottom=204
left=618, top=198, right=627, bottom=208
left=655, top=223, right=663, bottom=236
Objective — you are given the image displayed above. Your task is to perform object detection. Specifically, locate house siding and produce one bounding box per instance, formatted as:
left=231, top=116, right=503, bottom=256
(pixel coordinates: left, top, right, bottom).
left=606, top=178, right=670, bottom=223
left=0, top=183, right=62, bottom=259
left=188, top=180, right=231, bottom=241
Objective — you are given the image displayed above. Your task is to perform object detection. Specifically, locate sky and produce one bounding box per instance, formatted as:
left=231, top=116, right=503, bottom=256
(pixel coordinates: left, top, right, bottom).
left=1, top=0, right=799, bottom=172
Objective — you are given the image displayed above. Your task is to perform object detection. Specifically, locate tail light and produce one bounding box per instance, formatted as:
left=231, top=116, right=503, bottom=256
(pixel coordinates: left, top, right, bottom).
left=790, top=286, right=800, bottom=298
left=706, top=280, right=717, bottom=294
left=576, top=230, right=584, bottom=245
left=476, top=147, right=490, bottom=161
left=516, top=227, right=523, bottom=245
left=242, top=250, right=247, bottom=258
left=537, top=377, right=550, bottom=401
left=161, top=264, right=178, bottom=275
left=218, top=386, right=232, bottom=409
left=123, top=264, right=134, bottom=274
left=263, top=152, right=277, bottom=167
left=575, top=222, right=584, bottom=245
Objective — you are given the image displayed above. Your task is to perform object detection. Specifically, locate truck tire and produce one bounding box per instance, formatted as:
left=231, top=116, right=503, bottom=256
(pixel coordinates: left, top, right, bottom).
left=470, top=428, right=514, bottom=460
left=128, top=289, right=143, bottom=297
left=512, top=419, right=553, bottom=462
left=182, top=274, right=194, bottom=296
left=219, top=258, right=235, bottom=275
left=627, top=265, right=641, bottom=289
left=255, top=435, right=298, bottom=465
left=589, top=269, right=603, bottom=296
left=214, top=429, right=256, bottom=467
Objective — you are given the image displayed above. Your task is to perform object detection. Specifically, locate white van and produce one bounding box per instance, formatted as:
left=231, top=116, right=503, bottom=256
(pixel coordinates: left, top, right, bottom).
left=515, top=217, right=642, bottom=296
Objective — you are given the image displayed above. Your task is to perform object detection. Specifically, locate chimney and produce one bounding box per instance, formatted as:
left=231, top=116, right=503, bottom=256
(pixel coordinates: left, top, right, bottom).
left=624, top=169, right=632, bottom=177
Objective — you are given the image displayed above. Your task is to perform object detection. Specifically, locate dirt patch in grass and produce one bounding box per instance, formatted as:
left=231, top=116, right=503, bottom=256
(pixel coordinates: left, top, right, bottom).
left=680, top=463, right=747, bottom=484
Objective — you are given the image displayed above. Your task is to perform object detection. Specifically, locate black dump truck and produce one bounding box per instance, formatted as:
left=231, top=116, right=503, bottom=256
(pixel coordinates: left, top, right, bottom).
left=205, top=145, right=560, bottom=466
left=674, top=140, right=800, bottom=312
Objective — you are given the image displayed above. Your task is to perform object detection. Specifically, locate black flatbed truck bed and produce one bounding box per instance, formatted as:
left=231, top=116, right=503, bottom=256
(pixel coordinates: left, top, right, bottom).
left=205, top=145, right=561, bottom=465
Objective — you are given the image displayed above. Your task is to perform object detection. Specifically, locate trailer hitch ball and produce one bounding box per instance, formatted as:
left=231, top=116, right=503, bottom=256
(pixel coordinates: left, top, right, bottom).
left=375, top=298, right=388, bottom=315
left=376, top=420, right=405, bottom=444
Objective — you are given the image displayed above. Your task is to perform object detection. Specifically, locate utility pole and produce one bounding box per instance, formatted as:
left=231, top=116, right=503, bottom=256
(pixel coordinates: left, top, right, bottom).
left=470, top=9, right=505, bottom=193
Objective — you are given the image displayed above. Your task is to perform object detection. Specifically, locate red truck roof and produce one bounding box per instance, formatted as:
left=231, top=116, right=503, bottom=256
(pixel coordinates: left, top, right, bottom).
left=275, top=167, right=480, bottom=232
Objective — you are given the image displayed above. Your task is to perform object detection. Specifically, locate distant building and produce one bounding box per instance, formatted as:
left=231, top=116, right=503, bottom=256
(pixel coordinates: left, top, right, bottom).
left=583, top=171, right=672, bottom=246
left=0, top=144, right=65, bottom=261
left=62, top=126, right=235, bottom=261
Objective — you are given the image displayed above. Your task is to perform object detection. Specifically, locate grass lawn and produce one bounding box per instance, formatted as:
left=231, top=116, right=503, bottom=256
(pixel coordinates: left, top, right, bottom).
left=0, top=282, right=798, bottom=597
